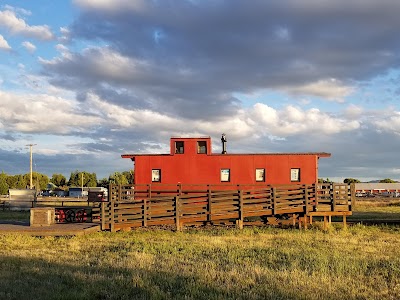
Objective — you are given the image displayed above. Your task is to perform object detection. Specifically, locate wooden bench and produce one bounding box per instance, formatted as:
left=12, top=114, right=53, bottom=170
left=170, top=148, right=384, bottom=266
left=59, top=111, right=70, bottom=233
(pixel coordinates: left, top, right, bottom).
left=302, top=211, right=352, bottom=230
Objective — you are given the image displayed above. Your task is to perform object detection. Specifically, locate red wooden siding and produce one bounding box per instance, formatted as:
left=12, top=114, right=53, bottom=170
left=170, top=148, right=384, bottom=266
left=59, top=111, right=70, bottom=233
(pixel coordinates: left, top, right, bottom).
left=122, top=137, right=330, bottom=186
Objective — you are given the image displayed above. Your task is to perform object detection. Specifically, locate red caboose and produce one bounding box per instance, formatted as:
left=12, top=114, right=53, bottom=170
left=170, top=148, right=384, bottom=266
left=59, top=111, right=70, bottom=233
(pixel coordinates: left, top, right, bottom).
left=122, top=135, right=330, bottom=185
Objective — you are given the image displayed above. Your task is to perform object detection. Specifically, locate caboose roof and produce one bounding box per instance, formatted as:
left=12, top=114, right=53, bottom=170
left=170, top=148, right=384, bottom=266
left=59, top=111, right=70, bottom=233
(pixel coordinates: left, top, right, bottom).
left=121, top=136, right=331, bottom=160
left=121, top=152, right=331, bottom=160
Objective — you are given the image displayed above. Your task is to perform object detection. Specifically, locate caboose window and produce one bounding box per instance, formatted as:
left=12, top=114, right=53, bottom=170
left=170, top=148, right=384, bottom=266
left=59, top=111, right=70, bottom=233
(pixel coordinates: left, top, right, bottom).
left=256, top=168, right=265, bottom=182
left=175, top=141, right=184, bottom=154
left=152, top=169, right=161, bottom=182
left=197, top=141, right=207, bottom=154
left=290, top=168, right=300, bottom=182
left=220, top=169, right=230, bottom=182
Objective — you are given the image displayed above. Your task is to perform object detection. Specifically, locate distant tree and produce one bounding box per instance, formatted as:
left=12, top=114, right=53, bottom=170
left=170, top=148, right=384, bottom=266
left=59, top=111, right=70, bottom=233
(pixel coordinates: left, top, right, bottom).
left=87, top=173, right=98, bottom=187
left=6, top=175, right=17, bottom=189
left=68, top=171, right=81, bottom=186
left=68, top=171, right=97, bottom=187
left=14, top=175, right=26, bottom=189
left=318, top=178, right=332, bottom=183
left=2, top=172, right=49, bottom=191
left=344, top=178, right=361, bottom=184
left=7, top=174, right=27, bottom=189
left=0, top=179, right=9, bottom=195
left=0, top=172, right=9, bottom=195
left=109, top=172, right=129, bottom=185
left=379, top=178, right=396, bottom=183
left=51, top=173, right=66, bottom=187
left=122, top=170, right=134, bottom=184
left=98, top=178, right=110, bottom=188
left=23, top=172, right=49, bottom=191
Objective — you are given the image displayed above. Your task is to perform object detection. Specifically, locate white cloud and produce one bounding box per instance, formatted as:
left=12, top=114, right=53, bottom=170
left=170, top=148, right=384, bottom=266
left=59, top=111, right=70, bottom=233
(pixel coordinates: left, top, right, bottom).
left=41, top=46, right=148, bottom=81
left=250, top=103, right=360, bottom=136
left=0, top=9, right=54, bottom=40
left=374, top=112, right=400, bottom=134
left=0, top=90, right=102, bottom=134
left=58, top=26, right=71, bottom=43
left=344, top=104, right=363, bottom=119
left=22, top=41, right=36, bottom=53
left=86, top=93, right=183, bottom=130
left=55, top=44, right=69, bottom=53
left=54, top=43, right=72, bottom=59
left=3, top=5, right=32, bottom=16
left=74, top=0, right=148, bottom=13
left=282, top=79, right=354, bottom=102
left=84, top=93, right=361, bottom=140
left=0, top=34, right=11, bottom=50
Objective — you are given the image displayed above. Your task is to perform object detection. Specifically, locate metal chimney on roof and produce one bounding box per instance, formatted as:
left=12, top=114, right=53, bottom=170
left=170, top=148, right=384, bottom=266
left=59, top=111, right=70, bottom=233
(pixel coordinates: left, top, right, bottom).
left=221, top=133, right=227, bottom=154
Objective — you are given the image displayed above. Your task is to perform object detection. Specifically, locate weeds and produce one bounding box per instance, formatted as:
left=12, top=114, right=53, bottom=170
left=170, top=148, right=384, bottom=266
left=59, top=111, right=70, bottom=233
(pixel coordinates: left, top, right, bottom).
left=0, top=199, right=399, bottom=299
left=1, top=226, right=400, bottom=299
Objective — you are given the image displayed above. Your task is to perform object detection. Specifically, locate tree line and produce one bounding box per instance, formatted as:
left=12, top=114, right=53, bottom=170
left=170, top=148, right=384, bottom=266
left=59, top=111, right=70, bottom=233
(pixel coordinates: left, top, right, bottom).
left=318, top=178, right=398, bottom=184
left=343, top=178, right=397, bottom=183
left=0, top=170, right=134, bottom=195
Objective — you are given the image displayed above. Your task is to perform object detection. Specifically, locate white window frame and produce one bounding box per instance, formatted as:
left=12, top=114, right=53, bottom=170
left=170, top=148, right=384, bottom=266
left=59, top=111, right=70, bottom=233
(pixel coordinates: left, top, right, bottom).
left=255, top=168, right=265, bottom=182
left=152, top=169, right=161, bottom=182
left=290, top=168, right=300, bottom=182
left=220, top=169, right=230, bottom=182
left=175, top=141, right=184, bottom=154
left=197, top=141, right=207, bottom=154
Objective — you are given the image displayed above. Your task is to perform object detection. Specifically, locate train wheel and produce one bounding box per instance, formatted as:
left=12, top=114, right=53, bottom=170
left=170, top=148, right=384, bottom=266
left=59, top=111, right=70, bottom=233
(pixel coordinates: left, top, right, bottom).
left=65, top=210, right=76, bottom=223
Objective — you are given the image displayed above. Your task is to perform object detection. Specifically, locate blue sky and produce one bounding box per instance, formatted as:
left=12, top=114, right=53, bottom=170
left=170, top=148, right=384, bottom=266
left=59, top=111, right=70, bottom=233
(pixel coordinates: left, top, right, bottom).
left=1, top=0, right=400, bottom=182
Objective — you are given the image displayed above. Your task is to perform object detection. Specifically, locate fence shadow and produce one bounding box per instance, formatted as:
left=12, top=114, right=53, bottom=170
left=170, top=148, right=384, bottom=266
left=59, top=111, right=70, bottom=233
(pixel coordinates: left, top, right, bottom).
left=0, top=254, right=303, bottom=300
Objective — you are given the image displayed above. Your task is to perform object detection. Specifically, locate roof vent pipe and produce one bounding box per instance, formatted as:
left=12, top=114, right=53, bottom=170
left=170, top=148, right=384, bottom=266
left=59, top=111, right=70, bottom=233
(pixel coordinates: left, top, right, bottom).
left=221, top=133, right=227, bottom=154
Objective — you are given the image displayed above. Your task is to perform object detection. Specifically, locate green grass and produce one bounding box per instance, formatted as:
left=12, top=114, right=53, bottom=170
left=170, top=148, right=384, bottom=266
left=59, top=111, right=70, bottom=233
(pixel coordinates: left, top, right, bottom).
left=350, top=198, right=400, bottom=221
left=0, top=198, right=400, bottom=299
left=0, top=210, right=30, bottom=221
left=1, top=226, right=400, bottom=299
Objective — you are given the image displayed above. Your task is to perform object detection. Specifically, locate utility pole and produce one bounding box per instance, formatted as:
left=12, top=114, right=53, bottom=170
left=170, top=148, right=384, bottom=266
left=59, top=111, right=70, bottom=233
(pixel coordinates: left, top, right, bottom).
left=81, top=173, right=84, bottom=197
left=26, top=144, right=37, bottom=189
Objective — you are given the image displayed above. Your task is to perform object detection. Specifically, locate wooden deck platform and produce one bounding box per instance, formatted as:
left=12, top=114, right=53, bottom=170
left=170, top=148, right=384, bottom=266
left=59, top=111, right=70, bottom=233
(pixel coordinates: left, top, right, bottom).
left=0, top=221, right=101, bottom=236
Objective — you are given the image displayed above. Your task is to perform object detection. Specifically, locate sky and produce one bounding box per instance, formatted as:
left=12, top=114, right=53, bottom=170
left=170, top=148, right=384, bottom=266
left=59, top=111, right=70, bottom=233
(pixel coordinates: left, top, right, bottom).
left=0, top=0, right=400, bottom=182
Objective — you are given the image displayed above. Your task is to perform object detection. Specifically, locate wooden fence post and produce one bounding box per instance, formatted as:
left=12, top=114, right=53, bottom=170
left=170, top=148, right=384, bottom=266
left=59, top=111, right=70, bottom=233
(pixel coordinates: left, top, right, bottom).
left=272, top=187, right=277, bottom=216
left=315, top=183, right=319, bottom=212
left=143, top=198, right=147, bottom=227
left=331, top=183, right=336, bottom=212
left=236, top=189, right=244, bottom=229
left=101, top=201, right=105, bottom=230
left=178, top=183, right=182, bottom=196
left=175, top=196, right=181, bottom=231
left=350, top=183, right=355, bottom=211
left=304, top=185, right=309, bottom=215
left=207, top=185, right=212, bottom=224
left=110, top=185, right=116, bottom=232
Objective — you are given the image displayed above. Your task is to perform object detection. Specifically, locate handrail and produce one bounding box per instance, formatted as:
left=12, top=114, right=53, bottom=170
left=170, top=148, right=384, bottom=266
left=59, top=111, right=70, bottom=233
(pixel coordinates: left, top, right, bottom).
left=103, top=183, right=353, bottom=231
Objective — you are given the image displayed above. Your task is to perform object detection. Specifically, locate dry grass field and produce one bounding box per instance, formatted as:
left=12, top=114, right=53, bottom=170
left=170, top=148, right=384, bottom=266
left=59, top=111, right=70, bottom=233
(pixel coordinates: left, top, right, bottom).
left=351, top=197, right=400, bottom=221
left=0, top=198, right=399, bottom=299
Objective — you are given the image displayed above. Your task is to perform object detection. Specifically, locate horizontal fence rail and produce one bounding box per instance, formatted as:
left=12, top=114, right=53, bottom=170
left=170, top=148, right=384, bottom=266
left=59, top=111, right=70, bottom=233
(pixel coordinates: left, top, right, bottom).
left=100, top=183, right=354, bottom=231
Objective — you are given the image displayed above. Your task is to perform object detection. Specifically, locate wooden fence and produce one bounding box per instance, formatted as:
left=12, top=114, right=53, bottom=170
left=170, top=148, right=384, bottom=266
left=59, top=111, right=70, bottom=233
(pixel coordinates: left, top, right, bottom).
left=96, top=183, right=354, bottom=231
